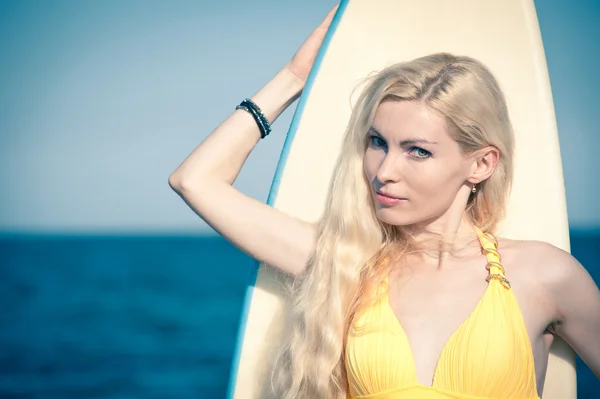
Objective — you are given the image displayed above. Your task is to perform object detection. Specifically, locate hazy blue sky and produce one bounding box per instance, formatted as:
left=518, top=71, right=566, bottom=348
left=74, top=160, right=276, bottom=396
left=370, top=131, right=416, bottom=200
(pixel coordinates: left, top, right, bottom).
left=0, top=0, right=598, bottom=234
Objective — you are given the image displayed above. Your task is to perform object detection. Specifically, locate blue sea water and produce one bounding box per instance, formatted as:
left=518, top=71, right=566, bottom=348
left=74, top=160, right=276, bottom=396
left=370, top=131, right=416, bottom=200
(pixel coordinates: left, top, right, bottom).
left=0, top=231, right=597, bottom=399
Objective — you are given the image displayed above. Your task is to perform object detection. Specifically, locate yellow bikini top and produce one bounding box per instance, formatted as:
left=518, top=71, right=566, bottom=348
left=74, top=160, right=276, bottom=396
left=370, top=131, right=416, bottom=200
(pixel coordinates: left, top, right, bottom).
left=345, top=228, right=539, bottom=399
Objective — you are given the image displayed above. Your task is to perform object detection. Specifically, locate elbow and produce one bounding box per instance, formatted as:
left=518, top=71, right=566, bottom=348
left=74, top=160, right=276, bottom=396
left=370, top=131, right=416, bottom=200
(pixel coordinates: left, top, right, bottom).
left=169, top=172, right=209, bottom=194
left=168, top=172, right=187, bottom=194
left=170, top=168, right=223, bottom=195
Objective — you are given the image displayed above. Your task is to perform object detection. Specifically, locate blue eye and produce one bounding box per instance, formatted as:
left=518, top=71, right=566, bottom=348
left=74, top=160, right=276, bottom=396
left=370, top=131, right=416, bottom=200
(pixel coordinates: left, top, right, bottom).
left=409, top=147, right=432, bottom=159
left=369, top=135, right=387, bottom=148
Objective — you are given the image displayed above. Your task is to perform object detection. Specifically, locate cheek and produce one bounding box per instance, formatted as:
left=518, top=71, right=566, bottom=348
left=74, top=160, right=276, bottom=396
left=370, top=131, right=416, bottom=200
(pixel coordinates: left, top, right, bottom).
left=363, top=149, right=380, bottom=182
left=408, top=160, right=465, bottom=198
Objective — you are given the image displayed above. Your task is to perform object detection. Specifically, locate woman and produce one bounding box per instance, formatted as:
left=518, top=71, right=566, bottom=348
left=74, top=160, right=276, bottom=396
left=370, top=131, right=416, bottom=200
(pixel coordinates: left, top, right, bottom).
left=169, top=5, right=600, bottom=399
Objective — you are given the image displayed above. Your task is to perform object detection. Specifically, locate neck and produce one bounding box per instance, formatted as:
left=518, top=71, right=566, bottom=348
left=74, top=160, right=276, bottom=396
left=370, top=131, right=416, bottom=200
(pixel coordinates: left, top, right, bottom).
left=405, top=212, right=482, bottom=262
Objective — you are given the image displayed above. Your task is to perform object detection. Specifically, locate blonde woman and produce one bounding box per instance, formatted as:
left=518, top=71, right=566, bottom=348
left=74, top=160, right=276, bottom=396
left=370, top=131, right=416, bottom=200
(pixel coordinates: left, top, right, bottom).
left=169, top=6, right=600, bottom=399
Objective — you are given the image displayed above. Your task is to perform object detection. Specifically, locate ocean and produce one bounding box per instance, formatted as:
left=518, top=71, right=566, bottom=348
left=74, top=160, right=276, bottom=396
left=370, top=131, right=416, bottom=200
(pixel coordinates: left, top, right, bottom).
left=0, top=231, right=598, bottom=399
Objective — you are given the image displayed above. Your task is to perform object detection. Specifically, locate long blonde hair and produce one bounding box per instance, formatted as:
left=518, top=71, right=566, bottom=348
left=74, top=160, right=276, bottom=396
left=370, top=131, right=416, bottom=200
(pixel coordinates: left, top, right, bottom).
left=271, top=52, right=515, bottom=398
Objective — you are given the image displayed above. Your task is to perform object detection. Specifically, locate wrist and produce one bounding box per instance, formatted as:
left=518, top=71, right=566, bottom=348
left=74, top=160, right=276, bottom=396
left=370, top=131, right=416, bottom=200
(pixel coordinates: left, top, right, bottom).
left=269, top=65, right=305, bottom=103
left=250, top=67, right=305, bottom=124
left=282, top=62, right=307, bottom=92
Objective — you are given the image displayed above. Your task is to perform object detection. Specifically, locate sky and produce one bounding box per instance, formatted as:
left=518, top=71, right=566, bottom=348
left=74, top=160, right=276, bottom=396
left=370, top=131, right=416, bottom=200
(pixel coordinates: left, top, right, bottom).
left=0, top=0, right=598, bottom=234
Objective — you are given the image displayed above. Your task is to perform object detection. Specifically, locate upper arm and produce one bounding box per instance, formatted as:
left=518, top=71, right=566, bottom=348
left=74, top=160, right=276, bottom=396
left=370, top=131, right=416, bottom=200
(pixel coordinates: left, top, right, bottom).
left=543, top=245, right=600, bottom=378
left=170, top=177, right=317, bottom=276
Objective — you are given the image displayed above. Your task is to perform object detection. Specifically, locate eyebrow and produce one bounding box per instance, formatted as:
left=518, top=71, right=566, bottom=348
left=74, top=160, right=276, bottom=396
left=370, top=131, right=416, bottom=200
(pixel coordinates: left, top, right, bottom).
left=368, top=126, right=439, bottom=146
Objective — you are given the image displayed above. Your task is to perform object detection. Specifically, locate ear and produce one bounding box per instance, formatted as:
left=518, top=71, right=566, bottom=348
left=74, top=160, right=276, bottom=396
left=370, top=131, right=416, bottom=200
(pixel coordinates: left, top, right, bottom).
left=468, top=146, right=499, bottom=184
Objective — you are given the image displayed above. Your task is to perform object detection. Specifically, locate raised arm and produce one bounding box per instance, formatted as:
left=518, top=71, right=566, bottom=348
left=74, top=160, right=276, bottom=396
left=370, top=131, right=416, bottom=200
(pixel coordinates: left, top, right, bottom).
left=169, top=5, right=339, bottom=276
left=544, top=244, right=600, bottom=379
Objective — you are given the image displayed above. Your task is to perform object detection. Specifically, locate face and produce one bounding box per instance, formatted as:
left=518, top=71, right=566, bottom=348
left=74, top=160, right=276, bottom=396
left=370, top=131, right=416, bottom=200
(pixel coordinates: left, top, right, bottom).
left=363, top=100, right=475, bottom=227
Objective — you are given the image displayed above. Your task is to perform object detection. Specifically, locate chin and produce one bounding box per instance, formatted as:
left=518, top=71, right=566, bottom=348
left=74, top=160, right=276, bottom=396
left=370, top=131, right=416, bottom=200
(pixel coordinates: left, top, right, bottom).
left=375, top=207, right=420, bottom=227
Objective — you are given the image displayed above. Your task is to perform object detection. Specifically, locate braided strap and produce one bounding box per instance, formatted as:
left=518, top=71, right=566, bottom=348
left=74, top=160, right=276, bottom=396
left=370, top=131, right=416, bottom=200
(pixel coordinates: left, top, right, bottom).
left=486, top=273, right=511, bottom=289
left=483, top=232, right=498, bottom=248
left=482, top=247, right=502, bottom=261
left=485, top=261, right=505, bottom=274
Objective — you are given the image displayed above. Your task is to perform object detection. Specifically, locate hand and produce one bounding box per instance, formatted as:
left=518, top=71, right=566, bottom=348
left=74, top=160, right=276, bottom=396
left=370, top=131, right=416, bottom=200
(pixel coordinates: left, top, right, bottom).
left=285, top=4, right=339, bottom=84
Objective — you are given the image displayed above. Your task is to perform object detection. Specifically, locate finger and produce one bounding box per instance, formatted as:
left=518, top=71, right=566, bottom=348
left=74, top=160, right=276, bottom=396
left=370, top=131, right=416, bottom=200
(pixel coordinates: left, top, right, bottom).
left=319, top=3, right=340, bottom=28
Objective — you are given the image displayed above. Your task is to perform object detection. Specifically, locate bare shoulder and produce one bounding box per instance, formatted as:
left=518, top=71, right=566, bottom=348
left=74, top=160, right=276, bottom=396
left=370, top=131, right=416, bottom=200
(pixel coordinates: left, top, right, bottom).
left=496, top=236, right=586, bottom=293
left=495, top=237, right=594, bottom=325
left=497, top=237, right=576, bottom=270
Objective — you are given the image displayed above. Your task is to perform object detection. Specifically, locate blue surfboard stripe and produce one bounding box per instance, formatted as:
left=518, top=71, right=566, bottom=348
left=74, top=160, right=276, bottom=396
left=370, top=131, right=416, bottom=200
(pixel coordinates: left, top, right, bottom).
left=226, top=1, right=351, bottom=397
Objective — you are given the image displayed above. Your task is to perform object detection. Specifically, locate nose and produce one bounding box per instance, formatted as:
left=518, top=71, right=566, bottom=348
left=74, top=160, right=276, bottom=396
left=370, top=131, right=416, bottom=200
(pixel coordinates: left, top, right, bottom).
left=376, top=153, right=402, bottom=184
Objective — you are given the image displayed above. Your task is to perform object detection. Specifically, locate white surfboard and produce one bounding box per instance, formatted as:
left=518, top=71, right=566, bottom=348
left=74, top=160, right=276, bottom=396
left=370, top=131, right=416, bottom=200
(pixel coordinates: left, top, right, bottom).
left=227, top=1, right=576, bottom=398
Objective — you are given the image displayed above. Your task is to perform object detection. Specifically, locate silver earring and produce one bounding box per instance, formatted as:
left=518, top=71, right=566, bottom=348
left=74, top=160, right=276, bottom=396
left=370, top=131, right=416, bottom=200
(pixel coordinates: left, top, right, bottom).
left=472, top=184, right=477, bottom=193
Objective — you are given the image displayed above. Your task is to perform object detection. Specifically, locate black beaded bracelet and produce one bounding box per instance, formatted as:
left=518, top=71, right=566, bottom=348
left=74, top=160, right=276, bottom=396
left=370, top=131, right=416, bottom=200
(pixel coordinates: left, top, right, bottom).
left=236, top=104, right=267, bottom=138
left=240, top=99, right=271, bottom=133
left=235, top=98, right=271, bottom=139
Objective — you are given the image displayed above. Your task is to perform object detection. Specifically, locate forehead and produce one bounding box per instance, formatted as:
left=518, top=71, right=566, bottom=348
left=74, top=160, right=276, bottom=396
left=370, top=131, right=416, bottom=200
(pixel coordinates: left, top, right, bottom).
left=371, top=100, right=451, bottom=141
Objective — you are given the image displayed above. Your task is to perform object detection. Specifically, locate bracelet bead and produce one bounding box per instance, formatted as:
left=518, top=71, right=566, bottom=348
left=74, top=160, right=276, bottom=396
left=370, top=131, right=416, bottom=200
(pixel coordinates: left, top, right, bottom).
left=235, top=98, right=271, bottom=139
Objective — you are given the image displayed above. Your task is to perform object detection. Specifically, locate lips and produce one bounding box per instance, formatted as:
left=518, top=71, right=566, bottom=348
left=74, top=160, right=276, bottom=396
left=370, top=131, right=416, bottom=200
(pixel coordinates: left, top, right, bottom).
left=374, top=190, right=407, bottom=206
left=376, top=190, right=405, bottom=200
